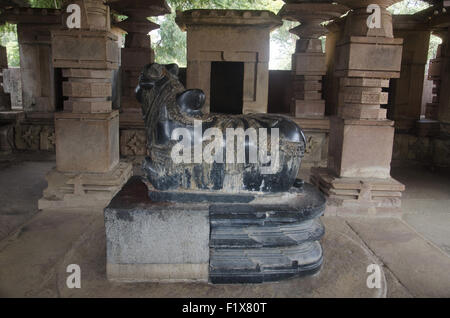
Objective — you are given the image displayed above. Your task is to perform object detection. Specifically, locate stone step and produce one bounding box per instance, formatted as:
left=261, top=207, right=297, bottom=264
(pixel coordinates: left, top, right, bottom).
left=209, top=242, right=323, bottom=284
left=211, top=218, right=324, bottom=248
left=209, top=184, right=326, bottom=227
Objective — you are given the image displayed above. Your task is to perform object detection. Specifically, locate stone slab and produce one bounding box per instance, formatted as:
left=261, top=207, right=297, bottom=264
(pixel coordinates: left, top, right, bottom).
left=104, top=177, right=210, bottom=282
left=292, top=116, right=330, bottom=131
left=335, top=36, right=403, bottom=78
left=347, top=218, right=450, bottom=297
left=340, top=105, right=387, bottom=120
left=107, top=264, right=209, bottom=283
left=52, top=30, right=119, bottom=70
left=292, top=53, right=326, bottom=75
left=63, top=81, right=112, bottom=98
left=293, top=99, right=325, bottom=118
left=65, top=99, right=112, bottom=113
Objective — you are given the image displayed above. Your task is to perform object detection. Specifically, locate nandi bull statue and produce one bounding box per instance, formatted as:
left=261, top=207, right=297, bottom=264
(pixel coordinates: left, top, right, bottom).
left=136, top=63, right=306, bottom=194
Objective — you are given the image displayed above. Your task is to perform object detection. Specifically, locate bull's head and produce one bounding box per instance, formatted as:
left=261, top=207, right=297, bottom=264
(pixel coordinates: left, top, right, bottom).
left=135, top=63, right=180, bottom=103
left=136, top=63, right=205, bottom=117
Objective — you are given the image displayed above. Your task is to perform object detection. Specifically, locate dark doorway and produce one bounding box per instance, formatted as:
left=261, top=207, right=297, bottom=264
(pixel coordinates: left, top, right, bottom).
left=210, top=61, right=244, bottom=114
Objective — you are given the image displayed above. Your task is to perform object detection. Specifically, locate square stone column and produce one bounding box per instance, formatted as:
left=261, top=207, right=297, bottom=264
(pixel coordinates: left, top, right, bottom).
left=426, top=41, right=444, bottom=121
left=391, top=15, right=431, bottom=131
left=108, top=1, right=169, bottom=130
left=39, top=0, right=132, bottom=209
left=107, top=1, right=170, bottom=158
left=279, top=2, right=348, bottom=119
left=311, top=0, right=406, bottom=216
left=0, top=46, right=11, bottom=112
left=437, top=28, right=450, bottom=129
left=279, top=2, right=348, bottom=170
left=0, top=8, right=63, bottom=113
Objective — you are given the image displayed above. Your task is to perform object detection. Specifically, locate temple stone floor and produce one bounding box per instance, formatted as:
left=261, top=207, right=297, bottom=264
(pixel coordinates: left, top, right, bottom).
left=0, top=153, right=449, bottom=298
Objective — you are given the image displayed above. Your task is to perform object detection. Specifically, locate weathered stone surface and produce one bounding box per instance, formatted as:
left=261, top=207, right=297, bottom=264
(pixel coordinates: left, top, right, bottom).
left=311, top=167, right=405, bottom=217
left=119, top=129, right=147, bottom=156
left=104, top=176, right=210, bottom=282
left=63, top=81, right=112, bottom=98
left=292, top=53, right=326, bottom=76
left=52, top=30, right=119, bottom=70
left=340, top=105, right=387, bottom=120
left=340, top=88, right=388, bottom=105
left=39, top=161, right=132, bottom=210
left=2, top=68, right=22, bottom=108
left=335, top=36, right=403, bottom=78
left=15, top=124, right=42, bottom=150
left=65, top=99, right=112, bottom=113
left=328, top=117, right=395, bottom=179
left=292, top=99, right=325, bottom=118
left=55, top=111, right=119, bottom=173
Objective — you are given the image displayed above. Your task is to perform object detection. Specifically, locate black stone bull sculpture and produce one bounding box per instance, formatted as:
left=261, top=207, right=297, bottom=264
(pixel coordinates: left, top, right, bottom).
left=136, top=63, right=306, bottom=193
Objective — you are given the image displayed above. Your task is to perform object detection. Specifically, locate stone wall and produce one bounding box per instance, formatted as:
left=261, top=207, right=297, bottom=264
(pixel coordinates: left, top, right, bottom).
left=393, top=124, right=450, bottom=168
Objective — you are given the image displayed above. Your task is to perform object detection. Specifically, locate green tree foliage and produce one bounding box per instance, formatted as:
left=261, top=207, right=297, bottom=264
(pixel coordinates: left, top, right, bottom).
left=0, top=23, right=19, bottom=66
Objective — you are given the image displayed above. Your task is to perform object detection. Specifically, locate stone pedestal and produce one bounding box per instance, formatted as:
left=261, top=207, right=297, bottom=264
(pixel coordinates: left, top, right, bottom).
left=311, top=0, right=405, bottom=216
left=104, top=176, right=325, bottom=284
left=40, top=0, right=131, bottom=209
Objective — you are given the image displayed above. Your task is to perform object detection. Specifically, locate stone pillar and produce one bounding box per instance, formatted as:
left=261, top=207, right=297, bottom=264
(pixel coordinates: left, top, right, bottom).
left=426, top=39, right=445, bottom=121
left=108, top=0, right=169, bottom=130
left=418, top=30, right=446, bottom=137
left=311, top=0, right=406, bottom=216
left=279, top=2, right=347, bottom=118
left=0, top=45, right=14, bottom=154
left=39, top=0, right=132, bottom=209
left=0, top=8, right=63, bottom=114
left=279, top=2, right=347, bottom=170
left=438, top=28, right=450, bottom=129
left=391, top=15, right=430, bottom=131
left=0, top=46, right=11, bottom=111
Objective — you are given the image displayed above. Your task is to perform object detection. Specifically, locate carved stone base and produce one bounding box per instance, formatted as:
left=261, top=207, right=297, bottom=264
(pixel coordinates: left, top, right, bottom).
left=310, top=167, right=405, bottom=217
left=38, top=161, right=132, bottom=210
left=105, top=176, right=325, bottom=284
